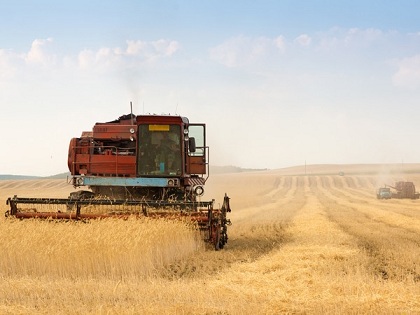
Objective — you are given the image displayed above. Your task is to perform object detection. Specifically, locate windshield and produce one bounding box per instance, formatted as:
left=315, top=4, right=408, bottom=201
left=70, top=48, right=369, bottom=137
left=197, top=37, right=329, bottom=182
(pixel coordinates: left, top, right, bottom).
left=137, top=124, right=182, bottom=176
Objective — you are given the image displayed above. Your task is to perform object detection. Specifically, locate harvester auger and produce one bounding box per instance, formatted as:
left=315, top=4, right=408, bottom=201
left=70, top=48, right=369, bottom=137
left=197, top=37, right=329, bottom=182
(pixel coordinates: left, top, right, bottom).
left=5, top=109, right=232, bottom=250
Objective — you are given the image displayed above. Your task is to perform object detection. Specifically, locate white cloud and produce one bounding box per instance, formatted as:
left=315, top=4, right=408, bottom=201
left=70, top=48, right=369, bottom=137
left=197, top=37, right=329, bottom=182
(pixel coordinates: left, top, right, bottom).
left=316, top=27, right=388, bottom=53
left=1, top=37, right=181, bottom=78
left=125, top=39, right=180, bottom=58
left=345, top=27, right=383, bottom=42
left=77, top=39, right=180, bottom=71
left=393, top=54, right=420, bottom=89
left=1, top=38, right=57, bottom=81
left=209, top=28, right=389, bottom=68
left=294, top=34, right=311, bottom=46
left=209, top=28, right=419, bottom=81
left=274, top=35, right=286, bottom=51
left=24, top=38, right=54, bottom=65
left=77, top=49, right=95, bottom=69
left=209, top=35, right=286, bottom=67
left=151, top=39, right=180, bottom=56
left=0, top=49, right=16, bottom=78
left=126, top=40, right=148, bottom=55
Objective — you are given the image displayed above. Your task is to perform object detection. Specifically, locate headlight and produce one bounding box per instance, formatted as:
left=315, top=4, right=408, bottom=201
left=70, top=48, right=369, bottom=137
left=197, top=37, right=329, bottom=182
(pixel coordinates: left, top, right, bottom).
left=194, top=185, right=204, bottom=197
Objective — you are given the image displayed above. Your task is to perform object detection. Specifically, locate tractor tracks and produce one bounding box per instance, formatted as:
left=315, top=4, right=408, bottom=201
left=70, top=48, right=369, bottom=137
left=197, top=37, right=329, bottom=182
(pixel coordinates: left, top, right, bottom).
left=165, top=174, right=420, bottom=282
left=313, top=176, right=420, bottom=282
left=162, top=176, right=308, bottom=280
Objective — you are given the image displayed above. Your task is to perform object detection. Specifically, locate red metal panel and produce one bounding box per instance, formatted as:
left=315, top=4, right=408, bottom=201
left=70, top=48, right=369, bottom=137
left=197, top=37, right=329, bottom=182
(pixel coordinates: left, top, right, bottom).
left=71, top=154, right=90, bottom=175
left=71, top=154, right=136, bottom=176
left=136, top=115, right=185, bottom=125
left=93, top=124, right=136, bottom=140
left=187, top=156, right=207, bottom=174
left=89, top=155, right=136, bottom=176
left=67, top=138, right=77, bottom=173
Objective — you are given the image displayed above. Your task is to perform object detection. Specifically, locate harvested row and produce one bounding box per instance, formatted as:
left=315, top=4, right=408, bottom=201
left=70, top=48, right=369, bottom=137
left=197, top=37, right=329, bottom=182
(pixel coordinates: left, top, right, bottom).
left=313, top=177, right=420, bottom=283
left=162, top=175, right=306, bottom=280
left=318, top=175, right=420, bottom=220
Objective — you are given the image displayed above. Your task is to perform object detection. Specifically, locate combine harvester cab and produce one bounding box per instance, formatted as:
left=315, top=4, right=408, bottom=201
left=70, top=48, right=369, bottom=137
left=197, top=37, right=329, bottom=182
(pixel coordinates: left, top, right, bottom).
left=6, top=112, right=232, bottom=250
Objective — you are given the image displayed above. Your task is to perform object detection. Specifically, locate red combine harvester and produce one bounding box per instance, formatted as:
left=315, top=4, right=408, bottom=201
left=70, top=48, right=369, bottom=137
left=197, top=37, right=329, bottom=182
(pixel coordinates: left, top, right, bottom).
left=6, top=111, right=231, bottom=250
left=387, top=181, right=420, bottom=199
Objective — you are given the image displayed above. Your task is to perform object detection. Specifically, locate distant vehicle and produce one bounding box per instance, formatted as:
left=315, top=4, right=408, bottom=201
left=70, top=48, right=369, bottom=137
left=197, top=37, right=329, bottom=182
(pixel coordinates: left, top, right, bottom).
left=377, top=187, right=392, bottom=199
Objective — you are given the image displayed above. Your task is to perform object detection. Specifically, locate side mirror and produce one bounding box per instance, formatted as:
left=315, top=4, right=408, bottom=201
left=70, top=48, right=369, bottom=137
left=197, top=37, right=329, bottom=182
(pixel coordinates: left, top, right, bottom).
left=189, top=137, right=196, bottom=153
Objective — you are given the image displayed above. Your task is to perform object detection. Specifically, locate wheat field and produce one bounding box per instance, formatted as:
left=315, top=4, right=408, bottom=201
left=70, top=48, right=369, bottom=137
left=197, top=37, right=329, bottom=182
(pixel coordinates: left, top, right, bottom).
left=0, top=164, right=419, bottom=314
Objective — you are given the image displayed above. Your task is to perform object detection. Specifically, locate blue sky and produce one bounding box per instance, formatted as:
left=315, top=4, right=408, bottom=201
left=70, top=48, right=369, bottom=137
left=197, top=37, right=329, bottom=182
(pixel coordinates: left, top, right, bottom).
left=1, top=1, right=420, bottom=176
